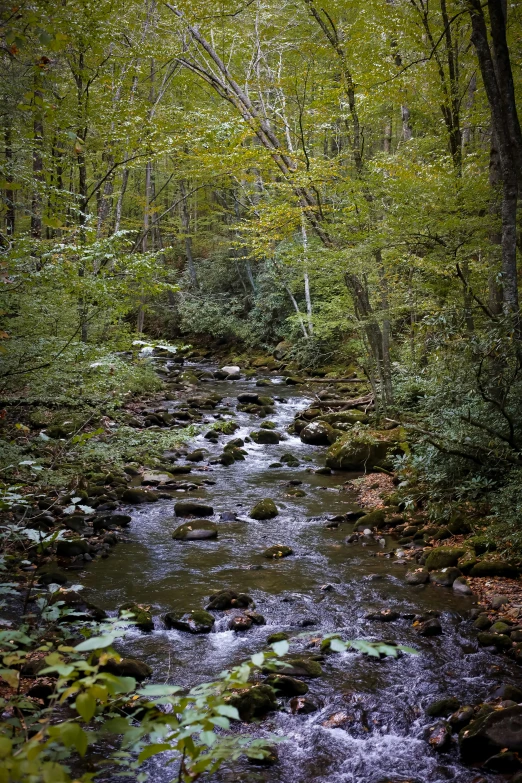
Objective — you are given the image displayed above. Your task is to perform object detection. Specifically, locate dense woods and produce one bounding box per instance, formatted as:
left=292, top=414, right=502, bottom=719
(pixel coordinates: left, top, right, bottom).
left=2, top=1, right=522, bottom=781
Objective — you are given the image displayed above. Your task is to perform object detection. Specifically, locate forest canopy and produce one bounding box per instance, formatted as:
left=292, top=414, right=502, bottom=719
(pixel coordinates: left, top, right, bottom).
left=1, top=0, right=522, bottom=539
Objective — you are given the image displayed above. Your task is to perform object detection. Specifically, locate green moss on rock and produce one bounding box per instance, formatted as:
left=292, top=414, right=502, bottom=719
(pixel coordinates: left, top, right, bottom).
left=250, top=499, right=279, bottom=520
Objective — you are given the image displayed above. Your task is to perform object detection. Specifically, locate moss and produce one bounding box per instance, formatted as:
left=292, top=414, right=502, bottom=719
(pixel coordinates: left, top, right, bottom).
left=469, top=560, right=518, bottom=578
left=250, top=499, right=278, bottom=520
left=263, top=545, right=293, bottom=558
left=425, top=546, right=466, bottom=571
left=357, top=509, right=386, bottom=529
left=267, top=631, right=289, bottom=644
left=172, top=520, right=218, bottom=540
left=119, top=602, right=154, bottom=632
left=325, top=428, right=403, bottom=471
left=227, top=684, right=278, bottom=722
left=164, top=609, right=215, bottom=634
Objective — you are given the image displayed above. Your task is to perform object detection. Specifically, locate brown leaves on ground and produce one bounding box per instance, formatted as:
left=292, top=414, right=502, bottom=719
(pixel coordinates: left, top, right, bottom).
left=343, top=473, right=395, bottom=510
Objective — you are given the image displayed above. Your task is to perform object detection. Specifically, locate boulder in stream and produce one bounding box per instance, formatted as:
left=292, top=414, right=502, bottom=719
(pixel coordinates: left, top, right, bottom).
left=206, top=589, right=254, bottom=610
left=263, top=544, right=293, bottom=558
left=227, top=684, right=278, bottom=722
left=299, top=420, right=336, bottom=445
left=101, top=657, right=152, bottom=681
left=164, top=609, right=215, bottom=634
left=264, top=674, right=308, bottom=696
left=251, top=429, right=281, bottom=444
left=459, top=705, right=522, bottom=761
left=118, top=602, right=154, bottom=632
left=425, top=546, right=466, bottom=571
left=250, top=498, right=279, bottom=520
left=122, top=488, right=159, bottom=504
left=405, top=567, right=429, bottom=585
left=290, top=696, right=319, bottom=715
left=172, top=520, right=218, bottom=540
left=174, top=501, right=214, bottom=517
left=429, top=567, right=462, bottom=587
left=325, top=429, right=402, bottom=471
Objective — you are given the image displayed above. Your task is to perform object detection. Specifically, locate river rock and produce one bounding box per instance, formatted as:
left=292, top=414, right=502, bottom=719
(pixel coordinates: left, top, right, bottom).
left=469, top=560, right=519, bottom=578
left=405, top=567, right=429, bottom=585
left=300, top=421, right=336, bottom=445
left=172, top=520, right=218, bottom=540
left=251, top=429, right=280, bottom=444
left=56, top=538, right=91, bottom=557
left=228, top=684, right=278, bottom=722
left=101, top=657, right=152, bottom=681
left=459, top=705, right=522, bottom=761
left=250, top=499, right=278, bottom=520
left=247, top=745, right=279, bottom=766
left=290, top=696, right=319, bottom=714
left=121, top=488, right=158, bottom=504
left=265, top=674, right=308, bottom=696
left=425, top=547, right=465, bottom=571
left=449, top=705, right=475, bottom=730
left=266, top=657, right=322, bottom=678
left=358, top=509, right=386, bottom=529
left=118, top=602, right=154, bottom=632
left=263, top=545, right=293, bottom=558
left=238, top=392, right=260, bottom=404
left=229, top=614, right=253, bottom=631
left=426, top=697, right=460, bottom=717
left=453, top=576, right=473, bottom=595
left=477, top=632, right=512, bottom=650
left=36, top=564, right=68, bottom=585
left=430, top=567, right=462, bottom=587
left=267, top=631, right=289, bottom=644
left=206, top=589, right=254, bottom=610
left=325, top=429, right=401, bottom=471
left=164, top=609, right=215, bottom=634
left=484, top=750, right=522, bottom=773
left=428, top=721, right=452, bottom=751
left=365, top=608, right=399, bottom=622
left=417, top=617, right=442, bottom=636
left=174, top=501, right=214, bottom=517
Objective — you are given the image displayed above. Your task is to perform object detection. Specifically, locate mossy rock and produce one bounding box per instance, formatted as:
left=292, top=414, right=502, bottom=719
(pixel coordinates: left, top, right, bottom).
left=477, top=632, right=512, bottom=650
left=426, top=697, right=460, bottom=717
left=469, top=536, right=497, bottom=555
left=458, top=552, right=478, bottom=574
left=264, top=674, right=308, bottom=696
left=260, top=421, right=277, bottom=429
left=206, top=590, right=253, bottom=610
left=268, top=657, right=322, bottom=678
left=267, top=631, right=289, bottom=644
left=36, top=564, right=68, bottom=586
left=251, top=429, right=281, bottom=445
left=357, top=509, right=386, bottom=530
left=250, top=499, right=279, bottom=520
left=258, top=395, right=275, bottom=406
left=425, top=546, right=466, bottom=571
left=490, top=621, right=511, bottom=634
left=174, top=501, right=214, bottom=517
left=299, top=420, right=337, bottom=446
left=227, top=684, right=278, bottom=722
left=101, top=657, right=152, bottom=681
left=281, top=453, right=299, bottom=466
left=56, top=538, right=90, bottom=557
left=325, top=428, right=402, bottom=471
left=469, top=560, right=518, bottom=578
left=318, top=410, right=368, bottom=425
left=119, top=602, right=154, bottom=632
left=164, top=609, right=215, bottom=634
left=219, top=452, right=235, bottom=466
left=172, top=520, right=218, bottom=540
left=263, top=545, right=293, bottom=559
left=122, top=488, right=159, bottom=504
left=459, top=705, right=522, bottom=762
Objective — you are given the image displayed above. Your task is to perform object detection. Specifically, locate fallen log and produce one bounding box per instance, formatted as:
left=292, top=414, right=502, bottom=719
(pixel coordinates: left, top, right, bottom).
left=312, top=394, right=374, bottom=410
left=303, top=378, right=368, bottom=383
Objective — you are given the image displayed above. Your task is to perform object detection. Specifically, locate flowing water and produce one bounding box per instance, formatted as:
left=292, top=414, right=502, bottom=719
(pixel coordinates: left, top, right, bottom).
left=83, top=364, right=522, bottom=783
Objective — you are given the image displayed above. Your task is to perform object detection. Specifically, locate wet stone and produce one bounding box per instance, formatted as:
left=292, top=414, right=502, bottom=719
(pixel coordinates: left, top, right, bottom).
left=174, top=501, right=214, bottom=517
left=164, top=609, right=215, bottom=634
left=172, top=520, right=218, bottom=540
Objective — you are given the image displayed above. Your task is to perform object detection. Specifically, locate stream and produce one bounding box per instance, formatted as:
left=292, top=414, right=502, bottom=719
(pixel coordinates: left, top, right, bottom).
left=83, top=363, right=522, bottom=783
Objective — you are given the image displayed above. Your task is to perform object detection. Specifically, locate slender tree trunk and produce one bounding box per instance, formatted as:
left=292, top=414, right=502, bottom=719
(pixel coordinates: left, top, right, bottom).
left=31, top=75, right=44, bottom=239
left=4, top=125, right=15, bottom=238
left=301, top=212, right=313, bottom=335
left=179, top=179, right=198, bottom=287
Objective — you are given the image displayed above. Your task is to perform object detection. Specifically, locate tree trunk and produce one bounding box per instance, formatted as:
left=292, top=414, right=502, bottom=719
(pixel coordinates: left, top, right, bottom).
left=31, top=75, right=44, bottom=239
left=4, top=124, right=15, bottom=238
left=179, top=179, right=198, bottom=287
